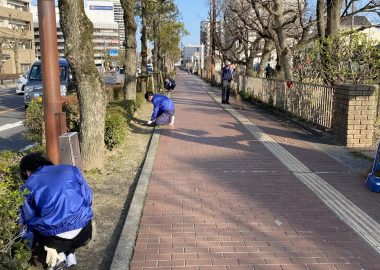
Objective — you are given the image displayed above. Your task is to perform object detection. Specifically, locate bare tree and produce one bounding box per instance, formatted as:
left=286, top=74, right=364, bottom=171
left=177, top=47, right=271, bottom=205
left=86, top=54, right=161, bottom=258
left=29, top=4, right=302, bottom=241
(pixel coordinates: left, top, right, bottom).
left=121, top=0, right=138, bottom=101
left=58, top=0, right=108, bottom=169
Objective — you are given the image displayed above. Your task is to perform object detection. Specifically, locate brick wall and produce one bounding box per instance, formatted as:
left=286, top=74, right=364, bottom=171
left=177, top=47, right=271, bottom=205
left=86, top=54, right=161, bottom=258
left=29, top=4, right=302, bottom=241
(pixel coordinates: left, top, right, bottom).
left=332, top=85, right=378, bottom=147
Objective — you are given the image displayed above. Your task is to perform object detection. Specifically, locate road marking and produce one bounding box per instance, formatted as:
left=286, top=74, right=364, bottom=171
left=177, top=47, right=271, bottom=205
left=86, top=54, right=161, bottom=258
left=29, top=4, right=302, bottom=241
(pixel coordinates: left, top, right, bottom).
left=0, top=121, right=23, bottom=132
left=206, top=88, right=380, bottom=254
left=0, top=92, right=16, bottom=97
left=21, top=143, right=38, bottom=151
left=0, top=106, right=24, bottom=114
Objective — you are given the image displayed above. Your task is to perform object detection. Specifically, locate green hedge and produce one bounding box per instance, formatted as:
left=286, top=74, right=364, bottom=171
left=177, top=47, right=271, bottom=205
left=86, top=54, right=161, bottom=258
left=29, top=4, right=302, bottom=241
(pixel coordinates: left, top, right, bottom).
left=24, top=99, right=44, bottom=144
left=0, top=151, right=31, bottom=270
left=24, top=92, right=146, bottom=150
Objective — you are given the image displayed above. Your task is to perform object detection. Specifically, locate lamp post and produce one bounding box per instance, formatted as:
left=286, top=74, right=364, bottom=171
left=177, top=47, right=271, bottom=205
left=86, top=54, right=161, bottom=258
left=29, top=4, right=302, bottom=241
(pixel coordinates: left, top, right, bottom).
left=37, top=0, right=62, bottom=164
left=211, top=0, right=216, bottom=84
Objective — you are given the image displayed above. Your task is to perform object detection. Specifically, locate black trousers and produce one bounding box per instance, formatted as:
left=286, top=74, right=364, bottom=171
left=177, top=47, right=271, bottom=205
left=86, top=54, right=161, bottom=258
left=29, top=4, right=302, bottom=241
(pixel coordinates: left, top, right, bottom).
left=34, top=221, right=92, bottom=255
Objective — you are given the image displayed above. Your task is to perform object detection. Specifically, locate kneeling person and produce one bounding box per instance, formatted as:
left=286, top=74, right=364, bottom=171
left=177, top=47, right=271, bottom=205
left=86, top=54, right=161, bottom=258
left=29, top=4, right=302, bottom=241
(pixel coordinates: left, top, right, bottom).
left=145, top=91, right=175, bottom=126
left=19, top=153, right=93, bottom=268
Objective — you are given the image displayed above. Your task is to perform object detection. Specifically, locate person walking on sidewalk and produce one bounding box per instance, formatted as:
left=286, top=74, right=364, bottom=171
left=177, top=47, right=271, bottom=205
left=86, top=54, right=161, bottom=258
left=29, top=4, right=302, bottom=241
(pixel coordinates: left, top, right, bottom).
left=145, top=91, right=175, bottom=126
left=221, top=63, right=235, bottom=104
left=19, top=153, right=93, bottom=269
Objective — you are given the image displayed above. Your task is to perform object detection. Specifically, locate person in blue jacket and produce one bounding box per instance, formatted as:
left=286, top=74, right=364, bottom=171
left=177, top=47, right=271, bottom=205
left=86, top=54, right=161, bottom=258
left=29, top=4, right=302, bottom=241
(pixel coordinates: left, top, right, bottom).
left=145, top=91, right=175, bottom=126
left=19, top=153, right=93, bottom=268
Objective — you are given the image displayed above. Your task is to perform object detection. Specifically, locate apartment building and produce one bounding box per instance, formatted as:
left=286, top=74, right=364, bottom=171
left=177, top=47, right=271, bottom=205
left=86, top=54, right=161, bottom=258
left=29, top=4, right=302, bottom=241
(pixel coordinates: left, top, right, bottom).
left=0, top=0, right=35, bottom=73
left=31, top=1, right=119, bottom=68
left=113, top=0, right=125, bottom=47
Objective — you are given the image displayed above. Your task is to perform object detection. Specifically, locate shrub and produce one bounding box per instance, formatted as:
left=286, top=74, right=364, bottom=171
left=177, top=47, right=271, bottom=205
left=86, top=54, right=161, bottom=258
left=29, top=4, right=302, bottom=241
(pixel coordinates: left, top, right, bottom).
left=0, top=151, right=31, bottom=270
left=24, top=99, right=44, bottom=144
left=105, top=84, right=124, bottom=102
left=240, top=91, right=251, bottom=101
left=104, top=109, right=126, bottom=150
left=62, top=95, right=80, bottom=132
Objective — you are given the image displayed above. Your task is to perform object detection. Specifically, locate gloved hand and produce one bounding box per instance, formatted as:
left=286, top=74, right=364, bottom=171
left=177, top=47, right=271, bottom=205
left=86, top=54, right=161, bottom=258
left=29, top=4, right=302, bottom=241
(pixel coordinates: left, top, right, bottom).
left=44, top=246, right=65, bottom=267
left=147, top=120, right=154, bottom=125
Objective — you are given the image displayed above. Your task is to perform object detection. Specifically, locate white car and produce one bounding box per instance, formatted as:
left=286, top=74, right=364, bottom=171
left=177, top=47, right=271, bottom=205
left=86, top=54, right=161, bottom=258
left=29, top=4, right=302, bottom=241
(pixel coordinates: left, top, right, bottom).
left=16, top=70, right=29, bottom=95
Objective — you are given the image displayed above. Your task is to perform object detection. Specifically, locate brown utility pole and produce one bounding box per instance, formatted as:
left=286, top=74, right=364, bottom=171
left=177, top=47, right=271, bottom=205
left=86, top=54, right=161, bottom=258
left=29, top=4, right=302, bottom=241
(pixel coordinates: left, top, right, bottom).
left=37, top=0, right=62, bottom=164
left=211, top=0, right=216, bottom=84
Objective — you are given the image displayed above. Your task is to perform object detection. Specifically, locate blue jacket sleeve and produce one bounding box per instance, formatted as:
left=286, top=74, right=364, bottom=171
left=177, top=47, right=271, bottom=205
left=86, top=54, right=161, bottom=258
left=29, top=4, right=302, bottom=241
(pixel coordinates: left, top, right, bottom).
left=19, top=192, right=36, bottom=247
left=151, top=102, right=160, bottom=120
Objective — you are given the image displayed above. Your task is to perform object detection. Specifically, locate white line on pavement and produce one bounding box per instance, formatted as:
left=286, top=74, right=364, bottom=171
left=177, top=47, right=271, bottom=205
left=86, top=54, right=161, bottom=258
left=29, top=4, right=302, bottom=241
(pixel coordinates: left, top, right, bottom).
left=21, top=143, right=38, bottom=151
left=206, top=88, right=380, bottom=254
left=0, top=121, right=23, bottom=132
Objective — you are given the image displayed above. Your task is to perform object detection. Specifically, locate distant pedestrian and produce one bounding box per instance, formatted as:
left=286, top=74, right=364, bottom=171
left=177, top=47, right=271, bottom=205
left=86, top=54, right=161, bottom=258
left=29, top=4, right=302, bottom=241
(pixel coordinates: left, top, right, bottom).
left=265, top=64, right=274, bottom=78
left=145, top=92, right=175, bottom=126
left=221, top=63, right=235, bottom=104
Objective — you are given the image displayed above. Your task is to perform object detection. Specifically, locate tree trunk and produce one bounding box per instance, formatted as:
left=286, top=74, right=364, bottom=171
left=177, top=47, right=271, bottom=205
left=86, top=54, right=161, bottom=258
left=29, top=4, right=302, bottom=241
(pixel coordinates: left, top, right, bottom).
left=273, top=0, right=292, bottom=80
left=326, top=0, right=343, bottom=36
left=259, top=39, right=273, bottom=77
left=0, top=43, right=4, bottom=73
left=58, top=0, right=107, bottom=169
left=14, top=48, right=19, bottom=74
left=317, top=0, right=325, bottom=38
left=152, top=19, right=159, bottom=91
left=121, top=0, right=137, bottom=101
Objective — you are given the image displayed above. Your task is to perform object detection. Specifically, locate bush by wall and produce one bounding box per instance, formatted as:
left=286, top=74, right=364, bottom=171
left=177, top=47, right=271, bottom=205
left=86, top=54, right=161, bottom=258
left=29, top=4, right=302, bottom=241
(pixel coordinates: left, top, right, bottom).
left=0, top=151, right=31, bottom=270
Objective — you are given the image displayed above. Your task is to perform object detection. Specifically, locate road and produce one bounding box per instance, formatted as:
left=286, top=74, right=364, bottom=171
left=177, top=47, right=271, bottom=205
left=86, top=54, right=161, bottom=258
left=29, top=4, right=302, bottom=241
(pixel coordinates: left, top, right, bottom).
left=0, top=85, right=33, bottom=151
left=0, top=74, right=121, bottom=151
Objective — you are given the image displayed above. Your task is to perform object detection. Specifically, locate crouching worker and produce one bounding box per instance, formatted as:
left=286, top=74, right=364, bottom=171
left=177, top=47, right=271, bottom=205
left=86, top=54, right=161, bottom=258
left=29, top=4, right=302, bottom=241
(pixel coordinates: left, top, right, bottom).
left=145, top=91, right=175, bottom=126
left=164, top=78, right=176, bottom=91
left=19, top=153, right=93, bottom=269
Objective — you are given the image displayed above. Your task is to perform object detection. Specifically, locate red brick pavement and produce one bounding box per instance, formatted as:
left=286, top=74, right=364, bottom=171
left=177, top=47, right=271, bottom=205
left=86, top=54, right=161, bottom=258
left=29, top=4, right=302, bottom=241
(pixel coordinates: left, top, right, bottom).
left=130, top=74, right=380, bottom=270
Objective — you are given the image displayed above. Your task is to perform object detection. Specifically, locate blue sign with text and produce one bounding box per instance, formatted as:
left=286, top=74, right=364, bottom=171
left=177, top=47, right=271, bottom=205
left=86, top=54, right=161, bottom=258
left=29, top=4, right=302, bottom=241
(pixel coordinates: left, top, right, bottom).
left=109, top=49, right=119, bottom=57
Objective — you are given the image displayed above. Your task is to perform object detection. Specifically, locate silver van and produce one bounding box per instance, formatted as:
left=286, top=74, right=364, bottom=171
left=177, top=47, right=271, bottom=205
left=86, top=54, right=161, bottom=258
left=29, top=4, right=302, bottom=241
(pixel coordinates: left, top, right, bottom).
left=24, top=59, right=75, bottom=108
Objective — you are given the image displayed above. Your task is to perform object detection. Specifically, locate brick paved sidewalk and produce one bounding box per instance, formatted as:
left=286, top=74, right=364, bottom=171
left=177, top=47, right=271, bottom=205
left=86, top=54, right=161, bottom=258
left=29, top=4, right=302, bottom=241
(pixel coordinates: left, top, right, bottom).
left=130, top=74, right=380, bottom=270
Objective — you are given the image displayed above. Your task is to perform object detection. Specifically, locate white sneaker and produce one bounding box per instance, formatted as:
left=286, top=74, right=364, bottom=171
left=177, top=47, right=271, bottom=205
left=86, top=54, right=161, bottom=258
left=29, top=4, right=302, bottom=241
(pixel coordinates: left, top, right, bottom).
left=66, top=253, right=77, bottom=267
left=169, top=116, right=175, bottom=125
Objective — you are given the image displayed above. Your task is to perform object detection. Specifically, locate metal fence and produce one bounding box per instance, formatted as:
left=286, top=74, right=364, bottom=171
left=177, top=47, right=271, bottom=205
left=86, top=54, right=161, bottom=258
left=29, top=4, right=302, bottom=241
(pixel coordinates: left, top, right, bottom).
left=200, top=70, right=336, bottom=129
left=238, top=77, right=336, bottom=129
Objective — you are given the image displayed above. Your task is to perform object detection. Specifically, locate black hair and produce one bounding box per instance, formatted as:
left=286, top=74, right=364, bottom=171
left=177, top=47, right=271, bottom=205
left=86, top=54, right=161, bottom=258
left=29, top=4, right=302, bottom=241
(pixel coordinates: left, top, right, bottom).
left=20, top=153, right=54, bottom=180
left=144, top=91, right=154, bottom=101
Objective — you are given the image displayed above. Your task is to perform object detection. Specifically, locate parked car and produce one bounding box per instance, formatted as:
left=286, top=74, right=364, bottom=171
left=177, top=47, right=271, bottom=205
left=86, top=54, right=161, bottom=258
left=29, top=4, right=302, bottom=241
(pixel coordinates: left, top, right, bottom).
left=147, top=63, right=153, bottom=74
left=15, top=70, right=29, bottom=95
left=24, top=59, right=75, bottom=108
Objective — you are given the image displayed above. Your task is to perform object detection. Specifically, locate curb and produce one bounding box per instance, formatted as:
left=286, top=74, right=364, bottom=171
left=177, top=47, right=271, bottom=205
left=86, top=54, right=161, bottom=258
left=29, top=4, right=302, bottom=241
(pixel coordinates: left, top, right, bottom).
left=110, top=126, right=161, bottom=270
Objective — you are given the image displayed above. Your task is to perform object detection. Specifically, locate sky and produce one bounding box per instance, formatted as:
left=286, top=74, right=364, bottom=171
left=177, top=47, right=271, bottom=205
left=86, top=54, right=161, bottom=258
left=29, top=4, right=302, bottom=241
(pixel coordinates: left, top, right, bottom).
left=174, top=0, right=210, bottom=46
left=31, top=0, right=209, bottom=47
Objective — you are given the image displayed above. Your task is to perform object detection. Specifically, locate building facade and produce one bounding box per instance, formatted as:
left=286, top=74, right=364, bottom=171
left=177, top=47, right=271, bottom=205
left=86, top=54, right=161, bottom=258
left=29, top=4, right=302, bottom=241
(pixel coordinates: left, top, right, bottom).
left=112, top=0, right=125, bottom=47
left=31, top=1, right=119, bottom=68
left=0, top=0, right=35, bottom=73
left=182, top=44, right=204, bottom=70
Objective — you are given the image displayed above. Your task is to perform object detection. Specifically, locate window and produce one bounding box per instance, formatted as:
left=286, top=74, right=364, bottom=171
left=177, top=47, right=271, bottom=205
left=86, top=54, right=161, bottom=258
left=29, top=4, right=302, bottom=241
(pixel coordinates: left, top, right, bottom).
left=29, top=65, right=67, bottom=81
left=20, top=64, right=29, bottom=73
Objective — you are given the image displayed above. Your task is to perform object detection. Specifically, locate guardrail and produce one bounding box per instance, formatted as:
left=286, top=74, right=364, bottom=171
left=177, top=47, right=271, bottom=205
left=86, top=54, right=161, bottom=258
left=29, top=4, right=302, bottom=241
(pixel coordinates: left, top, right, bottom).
left=0, top=74, right=22, bottom=85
